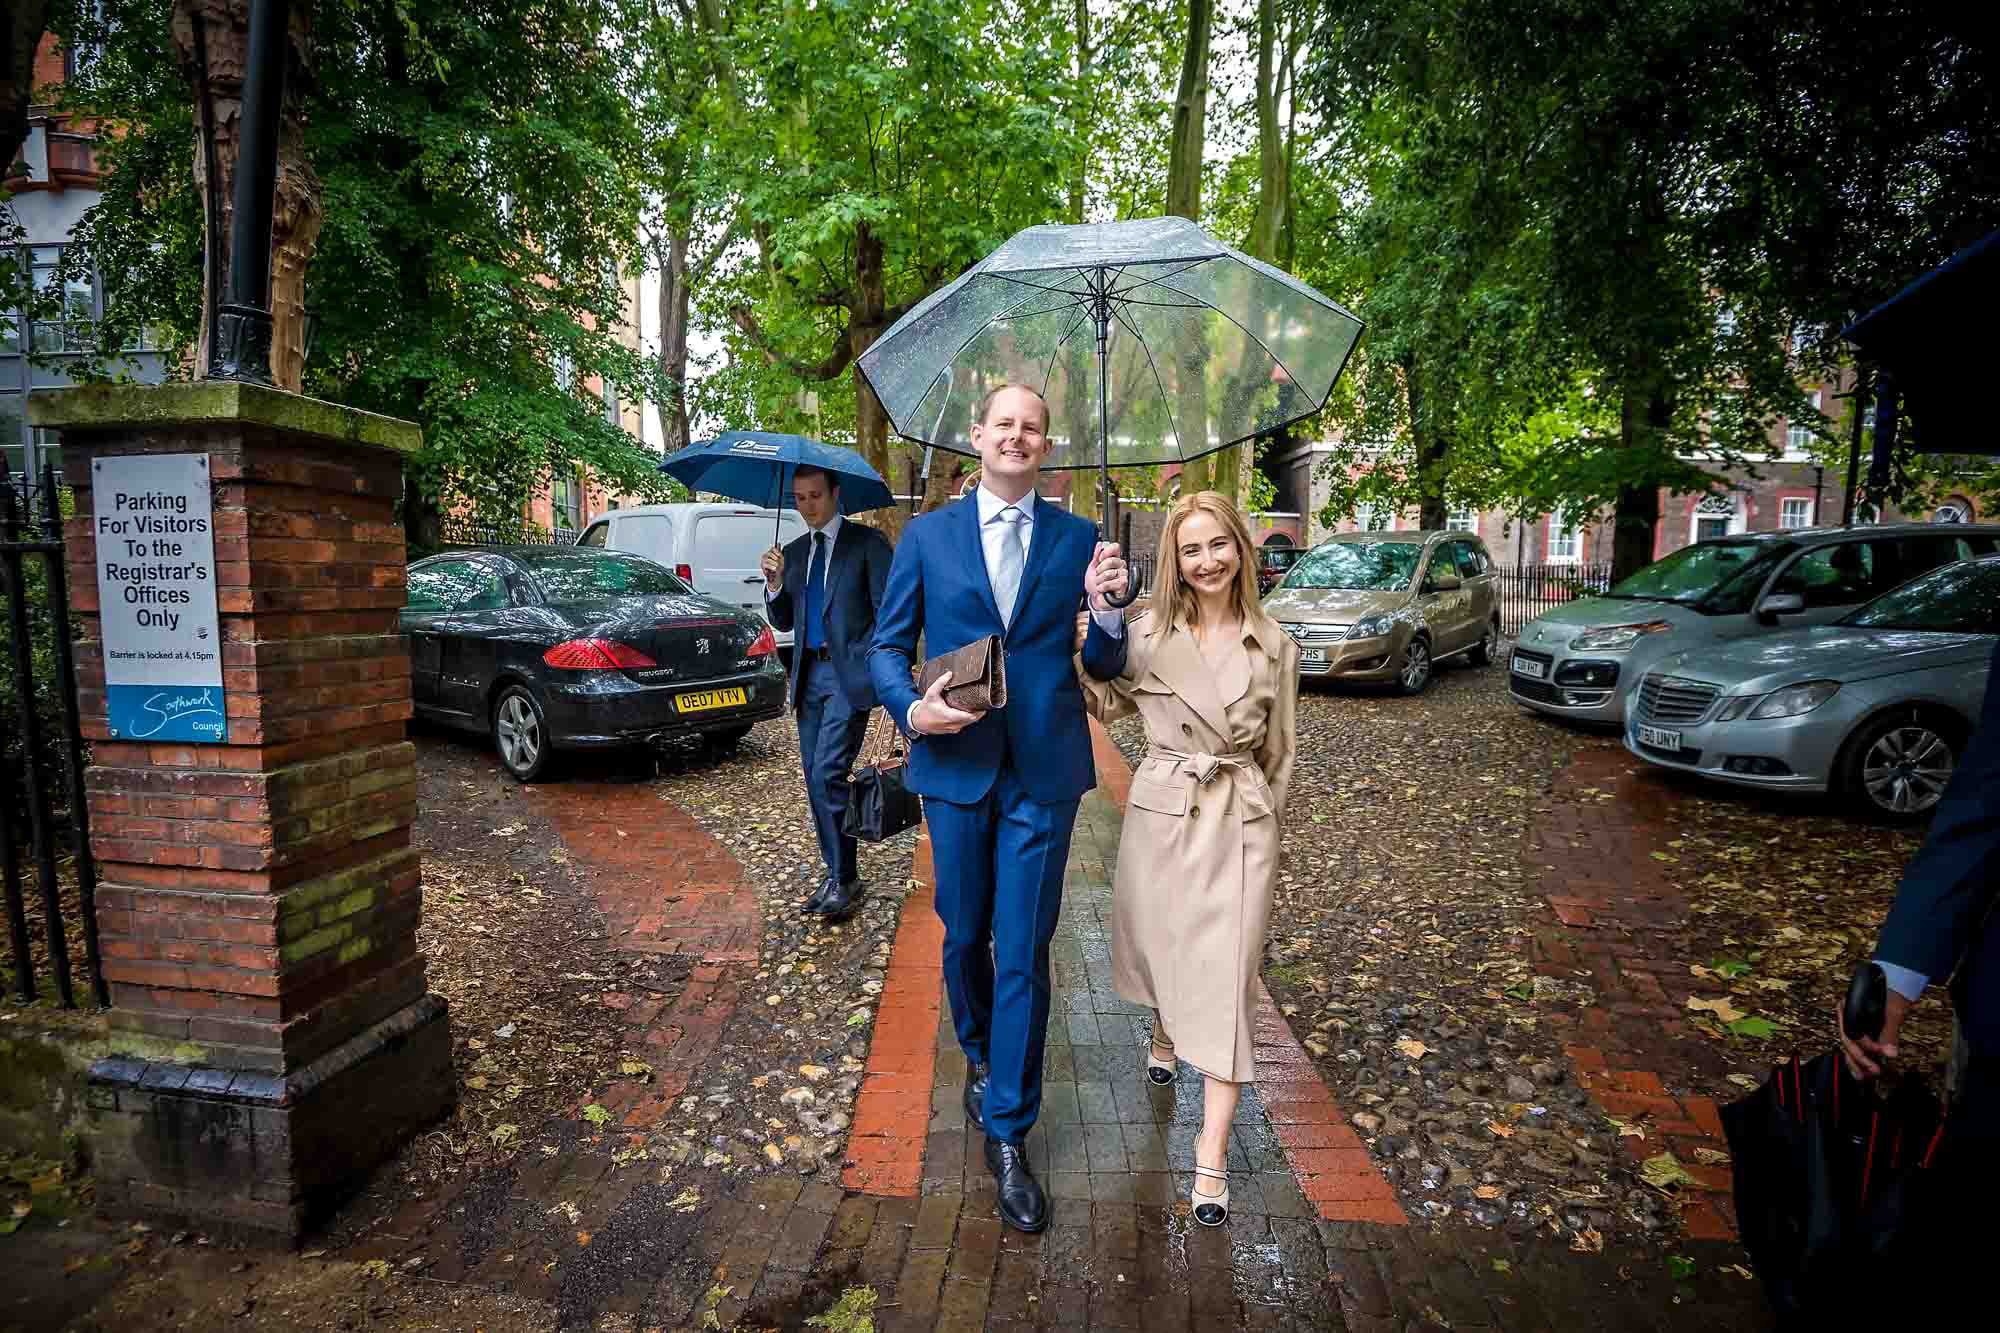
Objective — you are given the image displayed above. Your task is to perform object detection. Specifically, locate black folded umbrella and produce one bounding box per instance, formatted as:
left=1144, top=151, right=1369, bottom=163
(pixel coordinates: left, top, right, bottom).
left=1722, top=1050, right=1947, bottom=1323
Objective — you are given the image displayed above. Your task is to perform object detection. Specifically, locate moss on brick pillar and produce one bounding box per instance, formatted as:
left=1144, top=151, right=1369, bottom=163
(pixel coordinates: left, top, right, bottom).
left=33, top=383, right=452, bottom=1246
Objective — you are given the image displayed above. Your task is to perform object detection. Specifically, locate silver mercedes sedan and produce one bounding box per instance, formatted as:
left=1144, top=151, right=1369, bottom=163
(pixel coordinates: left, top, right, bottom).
left=1511, top=524, right=2000, bottom=726
left=1621, top=555, right=2000, bottom=821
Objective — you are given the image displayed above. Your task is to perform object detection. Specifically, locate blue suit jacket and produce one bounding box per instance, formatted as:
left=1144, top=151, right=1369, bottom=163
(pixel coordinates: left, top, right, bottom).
left=869, top=493, right=1126, bottom=805
left=766, top=519, right=892, bottom=713
left=1877, top=639, right=2000, bottom=1057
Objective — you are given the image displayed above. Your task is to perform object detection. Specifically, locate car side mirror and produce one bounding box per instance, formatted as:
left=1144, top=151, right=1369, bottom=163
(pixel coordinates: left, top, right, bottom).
left=1756, top=592, right=1804, bottom=623
left=1429, top=572, right=1462, bottom=592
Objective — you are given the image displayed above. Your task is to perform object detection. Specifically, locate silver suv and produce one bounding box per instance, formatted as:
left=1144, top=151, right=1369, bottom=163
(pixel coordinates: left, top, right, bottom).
left=1510, top=524, right=2000, bottom=726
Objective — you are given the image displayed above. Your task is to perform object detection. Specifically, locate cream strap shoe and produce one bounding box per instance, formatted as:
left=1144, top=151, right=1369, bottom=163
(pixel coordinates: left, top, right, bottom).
left=1192, top=1165, right=1230, bottom=1227
left=1147, top=1017, right=1176, bottom=1086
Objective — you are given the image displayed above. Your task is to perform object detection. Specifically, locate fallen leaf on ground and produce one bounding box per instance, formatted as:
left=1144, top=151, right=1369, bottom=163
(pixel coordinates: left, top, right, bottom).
left=1688, top=996, right=1746, bottom=1023
left=1571, top=1227, right=1604, bottom=1253
left=1606, top=1117, right=1647, bottom=1139
left=1486, top=1120, right=1515, bottom=1138
left=1728, top=1016, right=1779, bottom=1039
left=1394, top=1038, right=1430, bottom=1060
left=1667, top=1255, right=1697, bottom=1281
left=1693, top=1148, right=1731, bottom=1166
left=1727, top=1073, right=1762, bottom=1090
left=1640, top=1152, right=1695, bottom=1193
left=1474, top=1185, right=1503, bottom=1200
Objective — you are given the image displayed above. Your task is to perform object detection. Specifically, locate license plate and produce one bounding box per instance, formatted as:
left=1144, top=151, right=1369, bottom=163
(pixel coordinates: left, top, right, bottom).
left=1638, top=724, right=1683, bottom=752
left=1301, top=648, right=1327, bottom=666
left=675, top=686, right=748, bottom=714
left=1511, top=654, right=1546, bottom=679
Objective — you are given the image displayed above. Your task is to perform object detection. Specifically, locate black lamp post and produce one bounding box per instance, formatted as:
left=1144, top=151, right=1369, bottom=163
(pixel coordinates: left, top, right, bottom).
left=206, top=0, right=290, bottom=385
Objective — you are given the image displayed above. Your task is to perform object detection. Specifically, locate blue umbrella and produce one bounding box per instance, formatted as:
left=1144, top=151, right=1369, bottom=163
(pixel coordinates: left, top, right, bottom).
left=659, top=431, right=896, bottom=543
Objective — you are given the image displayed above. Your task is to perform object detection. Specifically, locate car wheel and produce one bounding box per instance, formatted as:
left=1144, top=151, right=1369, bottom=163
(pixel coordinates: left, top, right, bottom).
left=1396, top=636, right=1433, bottom=695
left=1840, top=709, right=1958, bottom=822
left=492, top=685, right=554, bottom=782
left=1467, top=620, right=1498, bottom=667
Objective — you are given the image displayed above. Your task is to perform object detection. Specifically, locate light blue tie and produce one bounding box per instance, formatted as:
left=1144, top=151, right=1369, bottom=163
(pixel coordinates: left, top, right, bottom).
left=991, top=506, right=1028, bottom=625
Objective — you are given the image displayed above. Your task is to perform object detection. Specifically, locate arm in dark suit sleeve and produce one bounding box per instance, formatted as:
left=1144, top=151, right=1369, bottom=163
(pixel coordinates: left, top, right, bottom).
left=868, top=521, right=925, bottom=736
left=1874, top=640, right=2000, bottom=990
left=1080, top=614, right=1128, bottom=681
left=765, top=536, right=797, bottom=632
left=865, top=527, right=892, bottom=615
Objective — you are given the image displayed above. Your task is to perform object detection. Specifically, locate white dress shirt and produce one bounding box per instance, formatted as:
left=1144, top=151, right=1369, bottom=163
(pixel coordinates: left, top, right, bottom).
left=906, top=486, right=1126, bottom=732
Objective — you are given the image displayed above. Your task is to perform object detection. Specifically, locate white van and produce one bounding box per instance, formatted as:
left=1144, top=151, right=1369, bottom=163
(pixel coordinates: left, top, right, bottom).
left=575, top=503, right=808, bottom=644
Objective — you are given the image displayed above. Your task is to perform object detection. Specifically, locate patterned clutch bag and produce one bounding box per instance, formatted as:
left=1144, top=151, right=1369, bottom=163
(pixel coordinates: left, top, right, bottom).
left=916, top=634, right=1008, bottom=712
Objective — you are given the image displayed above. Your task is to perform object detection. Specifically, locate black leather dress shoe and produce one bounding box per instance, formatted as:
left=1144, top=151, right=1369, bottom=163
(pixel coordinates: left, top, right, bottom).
left=801, top=876, right=836, bottom=914
left=984, top=1136, right=1048, bottom=1233
left=963, top=1062, right=989, bottom=1131
left=817, top=878, right=863, bottom=921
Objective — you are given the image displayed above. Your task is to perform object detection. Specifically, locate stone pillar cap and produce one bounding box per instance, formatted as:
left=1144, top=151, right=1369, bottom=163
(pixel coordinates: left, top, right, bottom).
left=28, top=381, right=421, bottom=455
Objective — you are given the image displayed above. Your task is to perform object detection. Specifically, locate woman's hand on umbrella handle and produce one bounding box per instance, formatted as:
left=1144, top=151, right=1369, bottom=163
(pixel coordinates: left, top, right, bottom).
left=1838, top=989, right=1909, bottom=1079
left=761, top=545, right=785, bottom=591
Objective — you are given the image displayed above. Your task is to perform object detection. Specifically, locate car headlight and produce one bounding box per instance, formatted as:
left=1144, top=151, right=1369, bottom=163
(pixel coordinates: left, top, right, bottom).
left=1568, top=621, right=1672, bottom=652
left=1348, top=614, right=1395, bottom=639
left=1744, top=680, right=1842, bottom=720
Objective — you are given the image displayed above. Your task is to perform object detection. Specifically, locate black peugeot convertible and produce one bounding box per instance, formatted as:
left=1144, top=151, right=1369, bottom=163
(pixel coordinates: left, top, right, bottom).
left=400, top=546, right=785, bottom=780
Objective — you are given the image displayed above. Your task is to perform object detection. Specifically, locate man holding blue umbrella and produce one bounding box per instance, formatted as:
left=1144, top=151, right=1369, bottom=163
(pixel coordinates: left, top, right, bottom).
left=760, top=466, right=893, bottom=919
left=661, top=432, right=897, bottom=919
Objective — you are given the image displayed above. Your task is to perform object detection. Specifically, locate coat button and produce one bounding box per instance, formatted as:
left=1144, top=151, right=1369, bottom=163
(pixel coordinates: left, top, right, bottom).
left=1190, top=804, right=1201, bottom=817
left=1181, top=722, right=1193, bottom=735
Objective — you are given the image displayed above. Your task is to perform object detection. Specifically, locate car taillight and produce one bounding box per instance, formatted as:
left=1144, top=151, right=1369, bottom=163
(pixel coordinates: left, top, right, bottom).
left=747, top=626, right=778, bottom=657
left=542, top=639, right=658, bottom=670
left=676, top=563, right=694, bottom=583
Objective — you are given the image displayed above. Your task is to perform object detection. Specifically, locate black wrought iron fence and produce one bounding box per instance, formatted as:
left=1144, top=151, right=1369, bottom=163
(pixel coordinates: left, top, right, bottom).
left=435, top=519, right=576, bottom=550
left=1492, top=562, right=1614, bottom=638
left=1, top=467, right=105, bottom=1008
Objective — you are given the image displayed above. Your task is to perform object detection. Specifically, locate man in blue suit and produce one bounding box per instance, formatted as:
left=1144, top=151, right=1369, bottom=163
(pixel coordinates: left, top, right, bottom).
left=870, top=384, right=1129, bottom=1233
left=763, top=465, right=894, bottom=920
left=1841, top=637, right=1998, bottom=1250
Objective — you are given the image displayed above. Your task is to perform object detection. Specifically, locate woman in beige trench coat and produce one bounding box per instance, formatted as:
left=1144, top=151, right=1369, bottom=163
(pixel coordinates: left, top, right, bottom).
left=1077, top=491, right=1298, bottom=1226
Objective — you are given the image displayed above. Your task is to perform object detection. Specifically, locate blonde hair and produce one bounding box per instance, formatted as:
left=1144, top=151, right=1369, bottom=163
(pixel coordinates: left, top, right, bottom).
left=1151, top=490, right=1275, bottom=648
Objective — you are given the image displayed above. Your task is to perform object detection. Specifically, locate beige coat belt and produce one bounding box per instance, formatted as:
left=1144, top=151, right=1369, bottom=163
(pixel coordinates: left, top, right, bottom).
left=1145, top=745, right=1256, bottom=787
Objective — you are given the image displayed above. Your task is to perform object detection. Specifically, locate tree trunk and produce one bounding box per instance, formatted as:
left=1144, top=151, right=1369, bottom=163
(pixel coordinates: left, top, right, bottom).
left=172, top=0, right=319, bottom=392
left=1613, top=385, right=1670, bottom=579
left=2, top=1, right=53, bottom=181
left=657, top=227, right=692, bottom=455
left=1406, top=354, right=1448, bottom=530
left=1164, top=0, right=1211, bottom=221
left=1067, top=0, right=1090, bottom=224
left=850, top=219, right=908, bottom=539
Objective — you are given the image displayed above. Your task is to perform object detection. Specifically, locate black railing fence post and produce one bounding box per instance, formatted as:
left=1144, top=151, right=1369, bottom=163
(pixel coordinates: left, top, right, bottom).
left=39, top=465, right=107, bottom=1005
left=0, top=480, right=75, bottom=1007
left=1, top=481, right=35, bottom=1002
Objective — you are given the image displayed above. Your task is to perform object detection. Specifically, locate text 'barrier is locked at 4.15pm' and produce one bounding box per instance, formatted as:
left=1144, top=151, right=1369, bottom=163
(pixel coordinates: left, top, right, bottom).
left=90, top=453, right=228, bottom=743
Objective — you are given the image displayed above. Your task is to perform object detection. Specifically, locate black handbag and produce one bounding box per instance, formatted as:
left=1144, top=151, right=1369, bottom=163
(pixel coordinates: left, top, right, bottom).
left=843, top=709, right=922, bottom=842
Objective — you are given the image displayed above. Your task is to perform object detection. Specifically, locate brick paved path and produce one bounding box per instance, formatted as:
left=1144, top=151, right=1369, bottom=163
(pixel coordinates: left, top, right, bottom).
left=1525, top=747, right=1745, bottom=1242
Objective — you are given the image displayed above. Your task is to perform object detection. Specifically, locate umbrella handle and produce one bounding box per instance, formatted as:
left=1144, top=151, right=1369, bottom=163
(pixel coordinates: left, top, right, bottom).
left=1844, top=961, right=1887, bottom=1043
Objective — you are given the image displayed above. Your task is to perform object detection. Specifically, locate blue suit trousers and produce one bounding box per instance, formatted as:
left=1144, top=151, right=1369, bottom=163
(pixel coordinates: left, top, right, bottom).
left=923, top=766, right=1079, bottom=1145
left=796, top=656, right=869, bottom=886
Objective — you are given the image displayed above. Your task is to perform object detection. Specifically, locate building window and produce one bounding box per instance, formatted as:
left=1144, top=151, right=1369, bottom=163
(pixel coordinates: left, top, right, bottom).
left=28, top=246, right=96, bottom=353
left=1693, top=492, right=1739, bottom=543
left=1547, top=513, right=1580, bottom=563
left=1786, top=391, right=1822, bottom=453
left=1353, top=502, right=1390, bottom=532
left=552, top=351, right=575, bottom=396
left=1780, top=497, right=1814, bottom=529
left=1446, top=506, right=1476, bottom=532
left=552, top=470, right=582, bottom=533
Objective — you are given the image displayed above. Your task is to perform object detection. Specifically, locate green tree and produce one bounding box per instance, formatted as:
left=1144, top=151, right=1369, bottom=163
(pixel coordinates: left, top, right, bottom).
left=704, top=0, right=1076, bottom=534
left=45, top=0, right=673, bottom=541
left=1304, top=1, right=1998, bottom=574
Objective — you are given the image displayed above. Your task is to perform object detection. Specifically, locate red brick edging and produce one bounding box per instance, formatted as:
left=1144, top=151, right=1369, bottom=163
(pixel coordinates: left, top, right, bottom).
left=843, top=833, right=944, bottom=1195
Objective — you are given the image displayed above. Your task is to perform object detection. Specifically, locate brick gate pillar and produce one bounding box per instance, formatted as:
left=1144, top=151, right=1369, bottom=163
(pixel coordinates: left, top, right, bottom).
left=29, top=382, right=452, bottom=1245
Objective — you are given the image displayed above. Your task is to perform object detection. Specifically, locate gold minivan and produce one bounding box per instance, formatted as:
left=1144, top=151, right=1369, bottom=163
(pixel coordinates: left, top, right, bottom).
left=1263, top=531, right=1501, bottom=693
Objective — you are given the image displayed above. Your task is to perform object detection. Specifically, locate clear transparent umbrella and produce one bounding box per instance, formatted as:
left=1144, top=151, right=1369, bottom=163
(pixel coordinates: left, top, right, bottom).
left=856, top=216, right=1364, bottom=522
